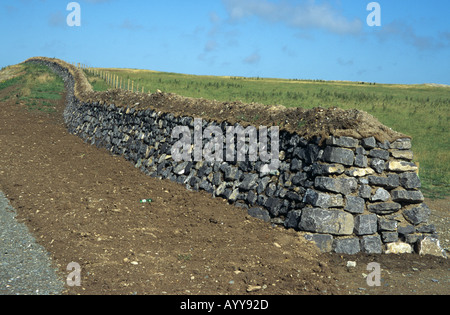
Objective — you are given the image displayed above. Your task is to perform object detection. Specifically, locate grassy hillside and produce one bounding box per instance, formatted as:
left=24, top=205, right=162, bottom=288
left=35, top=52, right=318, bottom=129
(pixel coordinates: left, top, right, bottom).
left=84, top=68, right=449, bottom=199
left=0, top=63, right=64, bottom=113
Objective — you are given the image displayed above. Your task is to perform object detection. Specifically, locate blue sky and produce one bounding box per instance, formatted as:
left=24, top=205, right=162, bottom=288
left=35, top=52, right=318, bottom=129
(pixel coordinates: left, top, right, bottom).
left=1, top=0, right=449, bottom=85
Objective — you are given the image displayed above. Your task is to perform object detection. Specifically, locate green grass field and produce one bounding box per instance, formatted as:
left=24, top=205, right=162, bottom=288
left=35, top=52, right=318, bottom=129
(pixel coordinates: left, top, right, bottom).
left=0, top=63, right=64, bottom=113
left=85, top=68, right=450, bottom=198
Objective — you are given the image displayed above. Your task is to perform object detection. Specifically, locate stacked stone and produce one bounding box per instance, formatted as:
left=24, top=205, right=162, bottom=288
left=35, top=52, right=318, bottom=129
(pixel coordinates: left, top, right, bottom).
left=294, top=136, right=435, bottom=254
left=62, top=100, right=438, bottom=254
left=30, top=58, right=442, bottom=256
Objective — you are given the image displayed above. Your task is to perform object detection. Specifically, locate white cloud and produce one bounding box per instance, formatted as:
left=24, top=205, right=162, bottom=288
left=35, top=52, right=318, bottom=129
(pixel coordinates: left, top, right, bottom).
left=243, top=52, right=261, bottom=64
left=376, top=20, right=449, bottom=51
left=222, top=0, right=363, bottom=35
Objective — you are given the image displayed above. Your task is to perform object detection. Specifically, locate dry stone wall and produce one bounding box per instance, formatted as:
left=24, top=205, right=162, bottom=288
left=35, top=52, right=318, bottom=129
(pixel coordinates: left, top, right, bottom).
left=27, top=57, right=443, bottom=256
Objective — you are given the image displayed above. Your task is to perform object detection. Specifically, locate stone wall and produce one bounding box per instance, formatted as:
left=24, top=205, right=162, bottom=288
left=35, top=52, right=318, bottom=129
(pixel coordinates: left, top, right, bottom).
left=27, top=57, right=443, bottom=256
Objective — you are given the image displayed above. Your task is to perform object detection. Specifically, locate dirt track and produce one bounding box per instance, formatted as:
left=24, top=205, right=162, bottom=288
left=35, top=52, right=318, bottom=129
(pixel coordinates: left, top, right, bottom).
left=0, top=84, right=449, bottom=295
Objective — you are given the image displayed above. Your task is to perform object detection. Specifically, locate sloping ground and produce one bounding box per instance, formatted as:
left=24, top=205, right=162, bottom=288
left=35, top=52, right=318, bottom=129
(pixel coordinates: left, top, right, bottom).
left=0, top=86, right=337, bottom=295
left=25, top=57, right=408, bottom=143
left=0, top=74, right=449, bottom=295
left=0, top=60, right=448, bottom=295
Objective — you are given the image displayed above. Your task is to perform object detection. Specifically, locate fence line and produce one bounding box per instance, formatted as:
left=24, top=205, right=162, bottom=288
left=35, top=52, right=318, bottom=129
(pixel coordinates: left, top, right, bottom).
left=71, top=61, right=145, bottom=94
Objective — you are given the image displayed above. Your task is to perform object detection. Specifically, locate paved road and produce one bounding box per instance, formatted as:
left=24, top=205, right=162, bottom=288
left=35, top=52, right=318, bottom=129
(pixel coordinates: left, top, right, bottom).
left=0, top=191, right=65, bottom=295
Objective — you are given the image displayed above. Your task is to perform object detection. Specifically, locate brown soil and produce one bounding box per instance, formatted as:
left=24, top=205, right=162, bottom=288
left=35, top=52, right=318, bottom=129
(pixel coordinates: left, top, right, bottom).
left=0, top=82, right=448, bottom=295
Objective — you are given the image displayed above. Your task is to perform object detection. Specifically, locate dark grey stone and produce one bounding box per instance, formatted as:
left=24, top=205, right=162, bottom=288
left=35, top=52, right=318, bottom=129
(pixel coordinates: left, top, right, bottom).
left=291, top=172, right=307, bottom=186
left=212, top=172, right=222, bottom=186
left=354, top=154, right=368, bottom=168
left=391, top=189, right=424, bottom=203
left=369, top=149, right=390, bottom=160
left=386, top=174, right=400, bottom=189
left=355, top=147, right=367, bottom=155
left=403, top=203, right=431, bottom=225
left=378, top=218, right=398, bottom=231
left=256, top=176, right=270, bottom=194
left=286, top=191, right=302, bottom=202
left=222, top=165, right=240, bottom=181
left=304, top=144, right=321, bottom=164
left=332, top=238, right=360, bottom=254
left=246, top=190, right=258, bottom=205
left=359, top=185, right=372, bottom=199
left=303, top=189, right=343, bottom=209
left=277, top=187, right=288, bottom=199
left=416, top=224, right=436, bottom=233
left=239, top=173, right=259, bottom=191
left=265, top=182, right=277, bottom=197
left=284, top=210, right=302, bottom=229
left=326, top=136, right=359, bottom=148
left=265, top=197, right=284, bottom=217
left=381, top=232, right=399, bottom=243
left=399, top=172, right=421, bottom=189
left=173, top=161, right=189, bottom=175
left=368, top=176, right=387, bottom=186
left=344, top=196, right=365, bottom=214
left=360, top=235, right=382, bottom=254
left=247, top=207, right=271, bottom=222
left=314, top=176, right=358, bottom=195
left=371, top=188, right=390, bottom=202
left=362, top=137, right=377, bottom=149
left=377, top=140, right=390, bottom=150
left=367, top=202, right=402, bottom=215
left=199, top=180, right=214, bottom=194
left=397, top=225, right=415, bottom=236
left=370, top=158, right=386, bottom=174
left=322, top=147, right=355, bottom=166
left=354, top=214, right=378, bottom=235
left=299, top=208, right=354, bottom=235
left=311, top=163, right=345, bottom=176
left=290, top=158, right=302, bottom=172
left=256, top=195, right=267, bottom=207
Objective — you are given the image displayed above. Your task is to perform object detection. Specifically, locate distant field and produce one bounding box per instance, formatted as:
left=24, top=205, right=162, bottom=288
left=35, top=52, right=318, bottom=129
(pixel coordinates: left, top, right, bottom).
left=83, top=68, right=449, bottom=198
